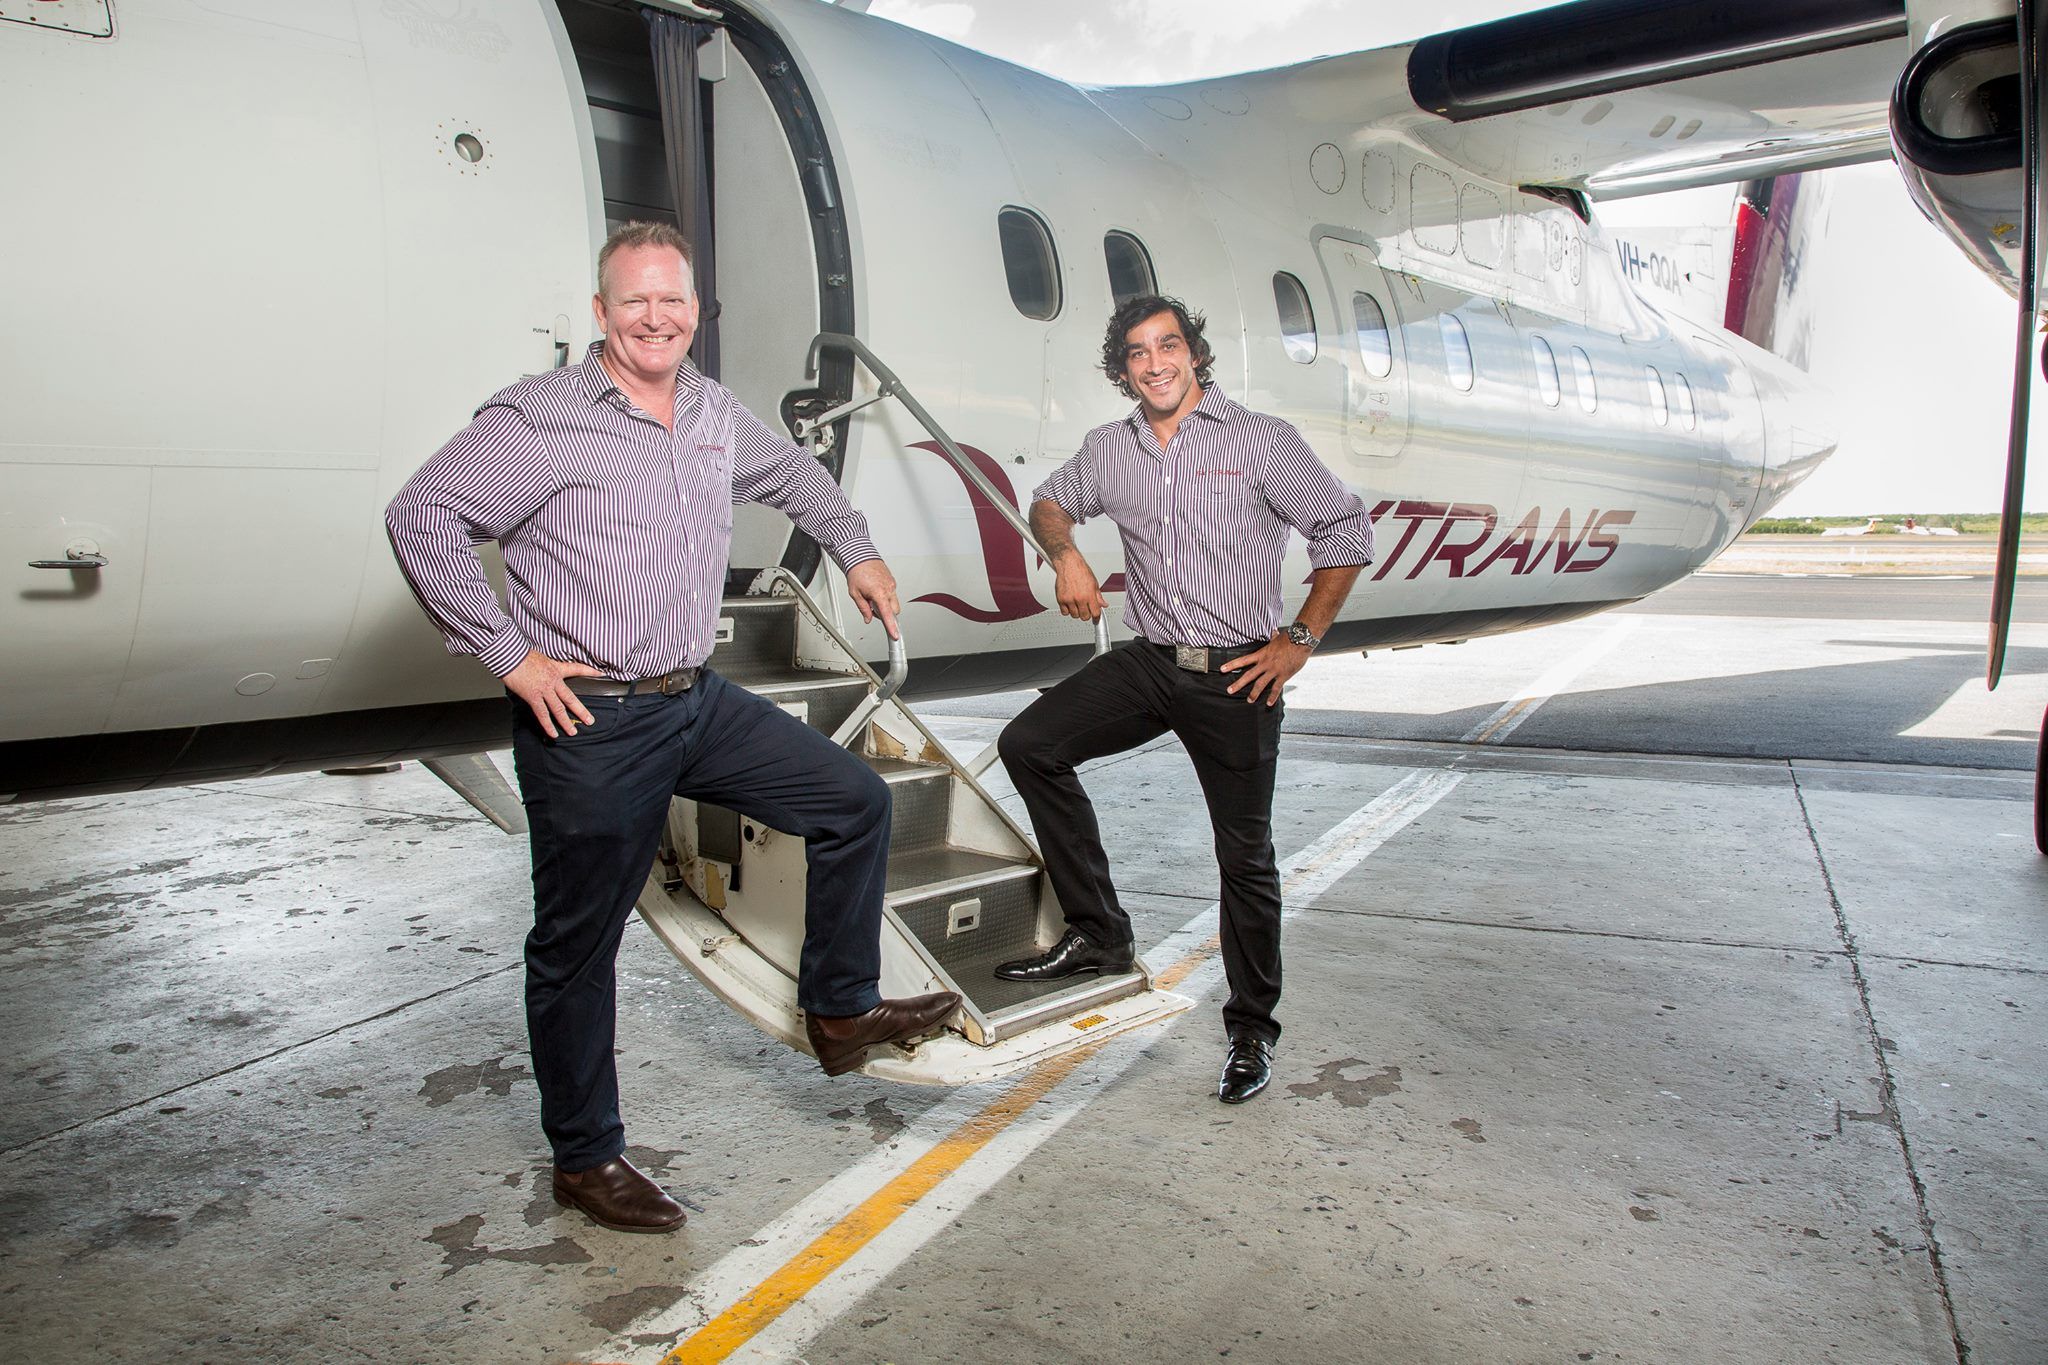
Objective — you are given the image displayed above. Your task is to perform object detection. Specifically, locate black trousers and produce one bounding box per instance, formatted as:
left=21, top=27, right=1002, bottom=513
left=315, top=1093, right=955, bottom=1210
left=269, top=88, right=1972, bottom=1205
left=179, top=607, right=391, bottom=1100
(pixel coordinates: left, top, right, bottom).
left=997, top=641, right=1284, bottom=1044
left=509, top=668, right=891, bottom=1172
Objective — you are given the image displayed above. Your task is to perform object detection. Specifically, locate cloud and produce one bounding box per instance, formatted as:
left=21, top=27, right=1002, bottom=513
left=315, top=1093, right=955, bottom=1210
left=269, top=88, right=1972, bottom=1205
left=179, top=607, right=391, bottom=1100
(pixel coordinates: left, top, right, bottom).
left=867, top=0, right=977, bottom=42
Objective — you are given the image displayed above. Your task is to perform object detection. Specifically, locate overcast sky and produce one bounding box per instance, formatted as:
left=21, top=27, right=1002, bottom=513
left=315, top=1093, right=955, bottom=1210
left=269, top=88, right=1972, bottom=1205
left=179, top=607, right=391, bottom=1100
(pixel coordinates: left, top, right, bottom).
left=863, top=0, right=2044, bottom=515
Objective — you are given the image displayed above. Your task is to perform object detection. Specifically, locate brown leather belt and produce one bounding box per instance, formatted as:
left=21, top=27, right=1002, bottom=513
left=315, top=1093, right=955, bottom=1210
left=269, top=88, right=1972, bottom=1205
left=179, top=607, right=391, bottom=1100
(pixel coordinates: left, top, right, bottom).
left=565, top=667, right=700, bottom=697
left=1149, top=640, right=1264, bottom=673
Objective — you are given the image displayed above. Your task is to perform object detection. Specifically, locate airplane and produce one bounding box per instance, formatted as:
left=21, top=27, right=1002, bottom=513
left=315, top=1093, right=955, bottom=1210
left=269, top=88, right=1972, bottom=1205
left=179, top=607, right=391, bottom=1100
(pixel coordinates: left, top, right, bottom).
left=4, top=0, right=2044, bottom=1076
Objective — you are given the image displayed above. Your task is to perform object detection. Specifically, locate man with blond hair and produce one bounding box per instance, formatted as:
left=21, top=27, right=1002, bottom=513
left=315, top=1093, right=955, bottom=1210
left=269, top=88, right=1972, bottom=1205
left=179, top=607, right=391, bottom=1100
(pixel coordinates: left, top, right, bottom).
left=387, top=221, right=957, bottom=1235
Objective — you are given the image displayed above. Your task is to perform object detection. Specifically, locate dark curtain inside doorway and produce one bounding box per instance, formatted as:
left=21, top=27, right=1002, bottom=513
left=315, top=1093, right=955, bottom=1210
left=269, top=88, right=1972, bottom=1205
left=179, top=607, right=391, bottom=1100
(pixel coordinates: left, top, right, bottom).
left=645, top=9, right=720, bottom=379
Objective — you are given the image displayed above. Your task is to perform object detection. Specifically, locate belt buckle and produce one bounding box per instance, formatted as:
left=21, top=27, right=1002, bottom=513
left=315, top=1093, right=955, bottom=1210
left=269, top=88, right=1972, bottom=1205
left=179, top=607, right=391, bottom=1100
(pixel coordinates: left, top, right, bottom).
left=1174, top=644, right=1208, bottom=673
left=658, top=669, right=690, bottom=695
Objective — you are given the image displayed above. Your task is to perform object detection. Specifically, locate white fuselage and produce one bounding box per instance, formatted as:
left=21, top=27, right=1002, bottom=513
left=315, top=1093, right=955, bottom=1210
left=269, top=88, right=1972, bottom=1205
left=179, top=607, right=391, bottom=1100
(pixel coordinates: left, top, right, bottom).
left=0, top=0, right=1831, bottom=795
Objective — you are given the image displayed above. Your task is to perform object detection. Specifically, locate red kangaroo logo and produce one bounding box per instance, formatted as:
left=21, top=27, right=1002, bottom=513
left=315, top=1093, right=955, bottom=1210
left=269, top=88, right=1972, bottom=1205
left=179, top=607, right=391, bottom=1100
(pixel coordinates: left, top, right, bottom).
left=905, top=441, right=1131, bottom=620
left=907, top=440, right=1048, bottom=623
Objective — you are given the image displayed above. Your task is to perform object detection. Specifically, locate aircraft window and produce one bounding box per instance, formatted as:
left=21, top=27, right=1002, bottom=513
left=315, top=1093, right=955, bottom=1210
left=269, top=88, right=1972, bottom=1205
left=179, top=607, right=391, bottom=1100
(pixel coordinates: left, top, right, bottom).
left=1674, top=372, right=1698, bottom=429
left=1645, top=365, right=1669, bottom=426
left=1274, top=272, right=1317, bottom=364
left=1531, top=335, right=1560, bottom=407
left=998, top=207, right=1062, bottom=321
left=1104, top=231, right=1157, bottom=305
left=1570, top=346, right=1597, bottom=412
left=1353, top=292, right=1393, bottom=378
left=1460, top=184, right=1505, bottom=268
left=1411, top=163, right=1460, bottom=256
left=1439, top=313, right=1474, bottom=392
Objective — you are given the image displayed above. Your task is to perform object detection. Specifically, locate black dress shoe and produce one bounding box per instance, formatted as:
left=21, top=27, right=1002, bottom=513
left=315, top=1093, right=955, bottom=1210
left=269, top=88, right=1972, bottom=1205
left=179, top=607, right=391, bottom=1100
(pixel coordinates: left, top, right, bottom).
left=552, top=1156, right=687, bottom=1233
left=805, top=991, right=961, bottom=1076
left=993, top=929, right=1135, bottom=982
left=1217, top=1035, right=1273, bottom=1104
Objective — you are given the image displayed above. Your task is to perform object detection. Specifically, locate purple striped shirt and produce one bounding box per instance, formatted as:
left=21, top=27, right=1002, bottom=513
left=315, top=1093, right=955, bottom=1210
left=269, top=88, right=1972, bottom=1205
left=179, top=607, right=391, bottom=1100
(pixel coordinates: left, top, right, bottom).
left=386, top=343, right=878, bottom=680
left=1036, top=384, right=1372, bottom=648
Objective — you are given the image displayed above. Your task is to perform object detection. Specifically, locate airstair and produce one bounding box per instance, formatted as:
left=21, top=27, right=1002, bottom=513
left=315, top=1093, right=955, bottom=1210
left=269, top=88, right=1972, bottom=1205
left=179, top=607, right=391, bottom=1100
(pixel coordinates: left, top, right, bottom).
left=632, top=336, right=1192, bottom=1084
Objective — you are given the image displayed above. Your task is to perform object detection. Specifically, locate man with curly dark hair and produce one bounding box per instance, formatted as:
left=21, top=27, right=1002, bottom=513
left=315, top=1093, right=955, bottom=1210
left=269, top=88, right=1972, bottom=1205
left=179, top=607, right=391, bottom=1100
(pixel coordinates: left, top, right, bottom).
left=1098, top=293, right=1216, bottom=400
left=994, top=294, right=1373, bottom=1105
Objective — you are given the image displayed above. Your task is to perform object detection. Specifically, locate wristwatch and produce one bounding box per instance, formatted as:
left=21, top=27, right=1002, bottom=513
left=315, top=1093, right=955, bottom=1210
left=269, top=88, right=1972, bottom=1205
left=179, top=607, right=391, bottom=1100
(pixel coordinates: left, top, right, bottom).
left=1284, top=621, right=1321, bottom=650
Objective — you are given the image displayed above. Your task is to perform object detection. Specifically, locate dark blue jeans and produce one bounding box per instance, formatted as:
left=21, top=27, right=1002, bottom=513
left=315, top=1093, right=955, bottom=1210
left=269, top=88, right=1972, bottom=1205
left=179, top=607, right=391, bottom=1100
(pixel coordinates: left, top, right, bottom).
left=509, top=668, right=890, bottom=1171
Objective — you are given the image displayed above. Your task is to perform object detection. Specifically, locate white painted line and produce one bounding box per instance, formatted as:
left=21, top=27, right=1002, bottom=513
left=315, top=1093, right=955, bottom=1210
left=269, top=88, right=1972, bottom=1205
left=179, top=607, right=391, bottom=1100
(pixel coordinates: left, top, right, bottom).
left=598, top=771, right=1464, bottom=1364
left=727, top=773, right=1456, bottom=1360
left=1459, top=616, right=1641, bottom=745
left=601, top=623, right=1606, bottom=1362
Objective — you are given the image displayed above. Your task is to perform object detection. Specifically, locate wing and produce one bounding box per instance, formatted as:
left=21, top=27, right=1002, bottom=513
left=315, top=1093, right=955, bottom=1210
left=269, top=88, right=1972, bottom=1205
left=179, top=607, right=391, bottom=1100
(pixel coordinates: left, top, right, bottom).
left=1402, top=0, right=1909, bottom=199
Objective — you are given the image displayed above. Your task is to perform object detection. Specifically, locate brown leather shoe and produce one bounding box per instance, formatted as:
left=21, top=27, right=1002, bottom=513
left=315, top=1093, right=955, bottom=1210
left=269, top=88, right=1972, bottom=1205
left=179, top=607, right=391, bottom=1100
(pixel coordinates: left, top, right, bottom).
left=551, top=1156, right=687, bottom=1234
left=805, top=991, right=962, bottom=1077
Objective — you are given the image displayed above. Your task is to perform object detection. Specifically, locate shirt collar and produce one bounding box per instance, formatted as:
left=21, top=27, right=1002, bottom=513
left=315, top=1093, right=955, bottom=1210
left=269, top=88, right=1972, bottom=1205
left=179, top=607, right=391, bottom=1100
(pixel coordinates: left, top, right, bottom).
left=1125, top=382, right=1232, bottom=434
left=580, top=340, right=704, bottom=408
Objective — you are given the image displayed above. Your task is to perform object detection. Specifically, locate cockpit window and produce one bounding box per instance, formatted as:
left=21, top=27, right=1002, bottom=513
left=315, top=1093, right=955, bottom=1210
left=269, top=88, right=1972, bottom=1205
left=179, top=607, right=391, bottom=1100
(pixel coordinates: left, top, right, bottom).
left=998, top=207, right=1061, bottom=321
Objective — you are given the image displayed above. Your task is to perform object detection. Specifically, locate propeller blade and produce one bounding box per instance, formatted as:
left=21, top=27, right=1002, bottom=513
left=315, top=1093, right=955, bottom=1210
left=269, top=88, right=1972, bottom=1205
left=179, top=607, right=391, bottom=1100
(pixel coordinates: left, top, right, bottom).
left=1990, top=0, right=2045, bottom=688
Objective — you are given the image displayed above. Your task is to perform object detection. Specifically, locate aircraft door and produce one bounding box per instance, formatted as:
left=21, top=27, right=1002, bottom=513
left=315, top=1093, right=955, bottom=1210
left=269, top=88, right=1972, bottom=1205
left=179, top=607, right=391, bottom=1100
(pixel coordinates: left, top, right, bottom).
left=0, top=465, right=149, bottom=745
left=1314, top=236, right=1411, bottom=464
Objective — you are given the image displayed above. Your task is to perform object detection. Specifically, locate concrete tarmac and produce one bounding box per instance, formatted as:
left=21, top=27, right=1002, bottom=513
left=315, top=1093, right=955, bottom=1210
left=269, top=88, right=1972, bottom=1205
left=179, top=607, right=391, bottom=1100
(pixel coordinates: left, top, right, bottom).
left=1, top=577, right=2043, bottom=1364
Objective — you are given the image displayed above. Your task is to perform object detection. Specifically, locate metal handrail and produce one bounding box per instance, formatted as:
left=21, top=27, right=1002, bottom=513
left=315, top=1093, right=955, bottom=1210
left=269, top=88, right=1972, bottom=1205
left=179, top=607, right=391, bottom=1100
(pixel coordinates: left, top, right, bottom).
left=803, top=331, right=1111, bottom=657
left=750, top=566, right=910, bottom=747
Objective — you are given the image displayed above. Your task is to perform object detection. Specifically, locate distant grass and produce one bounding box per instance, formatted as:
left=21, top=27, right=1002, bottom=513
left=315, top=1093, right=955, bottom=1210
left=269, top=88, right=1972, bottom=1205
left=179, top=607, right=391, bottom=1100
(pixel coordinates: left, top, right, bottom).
left=1747, top=514, right=2048, bottom=536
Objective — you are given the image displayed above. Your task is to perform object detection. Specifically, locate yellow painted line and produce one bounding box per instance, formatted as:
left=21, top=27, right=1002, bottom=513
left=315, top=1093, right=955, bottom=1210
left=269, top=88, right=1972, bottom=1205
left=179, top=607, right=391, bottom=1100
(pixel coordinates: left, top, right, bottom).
left=1469, top=696, right=1534, bottom=745
left=659, top=1043, right=1099, bottom=1364
left=647, top=778, right=1446, bottom=1362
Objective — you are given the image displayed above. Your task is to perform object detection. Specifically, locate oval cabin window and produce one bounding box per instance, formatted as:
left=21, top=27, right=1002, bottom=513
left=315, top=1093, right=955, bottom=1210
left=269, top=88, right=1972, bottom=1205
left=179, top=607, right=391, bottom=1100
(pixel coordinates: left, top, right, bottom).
left=1571, top=346, right=1598, bottom=413
left=1353, top=292, right=1393, bottom=378
left=998, top=207, right=1062, bottom=321
left=1274, top=272, right=1317, bottom=364
left=1531, top=336, right=1560, bottom=407
left=1674, top=372, right=1698, bottom=429
left=1439, top=313, right=1474, bottom=392
left=1645, top=365, right=1669, bottom=426
left=1104, top=231, right=1157, bottom=305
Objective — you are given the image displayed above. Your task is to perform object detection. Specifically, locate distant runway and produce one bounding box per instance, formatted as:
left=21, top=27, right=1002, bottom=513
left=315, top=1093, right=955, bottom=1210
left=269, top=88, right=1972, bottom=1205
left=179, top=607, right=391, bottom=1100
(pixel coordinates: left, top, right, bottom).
left=927, top=573, right=2048, bottom=772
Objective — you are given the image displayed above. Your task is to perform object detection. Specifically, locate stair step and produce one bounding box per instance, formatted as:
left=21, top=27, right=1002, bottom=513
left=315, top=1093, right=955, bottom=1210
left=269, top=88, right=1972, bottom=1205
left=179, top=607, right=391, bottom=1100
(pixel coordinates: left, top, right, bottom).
left=748, top=677, right=869, bottom=738
left=882, top=767, right=953, bottom=858
left=884, top=848, right=1031, bottom=897
left=708, top=597, right=800, bottom=684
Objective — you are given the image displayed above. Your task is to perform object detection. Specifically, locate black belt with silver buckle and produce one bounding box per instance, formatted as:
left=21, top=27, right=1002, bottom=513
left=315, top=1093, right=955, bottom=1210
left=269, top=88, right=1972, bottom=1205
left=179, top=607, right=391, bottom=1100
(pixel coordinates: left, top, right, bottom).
left=1150, top=640, right=1264, bottom=673
left=565, top=666, right=700, bottom=697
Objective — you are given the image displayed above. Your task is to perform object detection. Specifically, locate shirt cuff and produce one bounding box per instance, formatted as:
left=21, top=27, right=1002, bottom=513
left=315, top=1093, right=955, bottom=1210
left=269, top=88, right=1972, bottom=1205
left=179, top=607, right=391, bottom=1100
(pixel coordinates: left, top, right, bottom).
left=824, top=535, right=881, bottom=573
left=1307, top=537, right=1374, bottom=571
left=477, top=625, right=536, bottom=679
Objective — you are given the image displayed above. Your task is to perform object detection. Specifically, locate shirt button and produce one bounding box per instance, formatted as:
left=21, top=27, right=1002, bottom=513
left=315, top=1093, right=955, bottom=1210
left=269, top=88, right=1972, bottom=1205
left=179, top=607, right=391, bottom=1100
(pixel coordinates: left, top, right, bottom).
left=1164, top=476, right=1172, bottom=485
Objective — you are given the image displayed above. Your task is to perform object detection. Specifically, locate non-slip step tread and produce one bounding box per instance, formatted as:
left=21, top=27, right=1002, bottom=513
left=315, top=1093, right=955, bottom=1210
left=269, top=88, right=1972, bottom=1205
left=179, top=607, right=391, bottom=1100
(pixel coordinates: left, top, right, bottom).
left=728, top=667, right=866, bottom=691
left=968, top=965, right=1146, bottom=1019
left=884, top=847, right=1032, bottom=895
